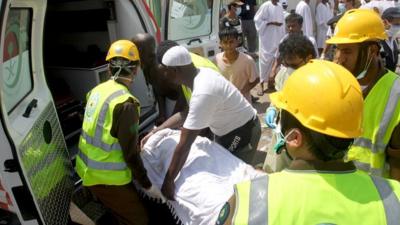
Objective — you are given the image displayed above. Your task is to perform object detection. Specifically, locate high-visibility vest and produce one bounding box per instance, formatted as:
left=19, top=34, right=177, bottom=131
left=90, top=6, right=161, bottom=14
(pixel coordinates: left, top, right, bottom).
left=233, top=171, right=400, bottom=225
left=347, top=71, right=400, bottom=176
left=76, top=80, right=140, bottom=186
left=181, top=53, right=220, bottom=103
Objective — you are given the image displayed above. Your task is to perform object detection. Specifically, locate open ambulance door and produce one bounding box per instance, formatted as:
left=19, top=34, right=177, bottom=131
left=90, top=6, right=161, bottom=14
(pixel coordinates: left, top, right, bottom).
left=162, top=0, right=221, bottom=59
left=0, top=0, right=74, bottom=224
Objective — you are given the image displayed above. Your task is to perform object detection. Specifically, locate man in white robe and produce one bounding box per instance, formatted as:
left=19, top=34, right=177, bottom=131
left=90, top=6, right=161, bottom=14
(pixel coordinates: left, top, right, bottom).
left=254, top=0, right=285, bottom=94
left=295, top=0, right=314, bottom=38
left=316, top=0, right=333, bottom=54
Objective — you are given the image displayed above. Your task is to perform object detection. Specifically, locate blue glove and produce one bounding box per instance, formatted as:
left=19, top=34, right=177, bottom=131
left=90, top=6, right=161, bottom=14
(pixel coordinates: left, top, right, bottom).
left=264, top=107, right=277, bottom=128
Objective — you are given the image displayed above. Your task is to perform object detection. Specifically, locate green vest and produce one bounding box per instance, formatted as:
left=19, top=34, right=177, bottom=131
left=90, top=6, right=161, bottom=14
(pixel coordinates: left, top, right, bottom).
left=76, top=80, right=140, bottom=186
left=181, top=53, right=220, bottom=103
left=347, top=71, right=400, bottom=176
left=233, top=171, right=400, bottom=225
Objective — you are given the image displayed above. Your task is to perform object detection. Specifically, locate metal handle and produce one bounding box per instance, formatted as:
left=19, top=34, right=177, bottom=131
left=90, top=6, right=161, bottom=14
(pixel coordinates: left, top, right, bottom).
left=23, top=99, right=38, bottom=118
left=187, top=38, right=202, bottom=46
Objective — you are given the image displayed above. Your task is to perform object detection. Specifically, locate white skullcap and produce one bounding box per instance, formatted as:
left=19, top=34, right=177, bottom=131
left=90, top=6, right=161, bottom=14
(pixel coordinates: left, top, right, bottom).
left=162, top=46, right=192, bottom=67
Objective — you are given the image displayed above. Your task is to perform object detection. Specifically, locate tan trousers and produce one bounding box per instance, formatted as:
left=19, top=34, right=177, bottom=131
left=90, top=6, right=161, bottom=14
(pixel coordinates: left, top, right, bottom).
left=89, top=183, right=148, bottom=225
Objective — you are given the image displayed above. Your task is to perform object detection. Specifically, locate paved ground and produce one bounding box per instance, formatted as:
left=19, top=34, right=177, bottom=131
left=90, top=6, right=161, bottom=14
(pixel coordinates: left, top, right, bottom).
left=249, top=87, right=274, bottom=167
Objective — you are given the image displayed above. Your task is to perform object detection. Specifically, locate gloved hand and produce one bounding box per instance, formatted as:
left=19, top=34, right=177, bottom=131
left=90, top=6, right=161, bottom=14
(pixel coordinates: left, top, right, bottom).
left=146, top=185, right=167, bottom=203
left=264, top=106, right=277, bottom=128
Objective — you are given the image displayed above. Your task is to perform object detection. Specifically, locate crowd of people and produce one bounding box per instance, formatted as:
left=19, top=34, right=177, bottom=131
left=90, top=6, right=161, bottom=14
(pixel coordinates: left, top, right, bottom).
left=75, top=0, right=400, bottom=224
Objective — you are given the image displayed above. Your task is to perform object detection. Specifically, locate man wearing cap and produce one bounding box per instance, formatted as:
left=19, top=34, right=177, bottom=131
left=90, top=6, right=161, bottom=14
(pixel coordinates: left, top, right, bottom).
left=220, top=1, right=245, bottom=50
left=326, top=9, right=400, bottom=181
left=381, top=7, right=400, bottom=72
left=160, top=46, right=260, bottom=200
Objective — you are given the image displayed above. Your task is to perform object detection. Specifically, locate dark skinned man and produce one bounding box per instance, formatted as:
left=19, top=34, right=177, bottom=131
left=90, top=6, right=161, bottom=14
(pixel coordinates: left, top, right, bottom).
left=326, top=9, right=400, bottom=181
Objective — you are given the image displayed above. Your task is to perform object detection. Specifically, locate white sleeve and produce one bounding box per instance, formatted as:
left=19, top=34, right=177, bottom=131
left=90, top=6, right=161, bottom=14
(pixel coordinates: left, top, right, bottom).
left=254, top=3, right=269, bottom=32
left=183, top=94, right=220, bottom=130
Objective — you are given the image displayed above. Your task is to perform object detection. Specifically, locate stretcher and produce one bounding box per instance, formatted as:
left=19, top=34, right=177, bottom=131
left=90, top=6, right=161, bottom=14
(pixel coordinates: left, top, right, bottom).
left=139, top=129, right=264, bottom=225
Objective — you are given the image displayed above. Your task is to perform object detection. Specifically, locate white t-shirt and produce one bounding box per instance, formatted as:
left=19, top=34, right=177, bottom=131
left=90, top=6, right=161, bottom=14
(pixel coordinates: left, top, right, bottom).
left=183, top=68, right=256, bottom=136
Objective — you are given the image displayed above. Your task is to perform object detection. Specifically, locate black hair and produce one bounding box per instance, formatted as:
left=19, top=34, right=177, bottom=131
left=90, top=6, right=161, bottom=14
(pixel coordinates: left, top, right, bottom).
left=219, top=27, right=239, bottom=41
left=156, top=40, right=179, bottom=64
left=285, top=12, right=303, bottom=26
left=280, top=110, right=354, bottom=161
left=279, top=33, right=317, bottom=60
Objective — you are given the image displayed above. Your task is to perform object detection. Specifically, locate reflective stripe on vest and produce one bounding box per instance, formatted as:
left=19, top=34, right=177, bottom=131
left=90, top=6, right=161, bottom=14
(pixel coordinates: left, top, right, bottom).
left=352, top=77, right=400, bottom=153
left=233, top=176, right=269, bottom=225
left=234, top=173, right=400, bottom=225
left=370, top=176, right=400, bottom=225
left=78, top=150, right=127, bottom=170
left=348, top=71, right=400, bottom=175
left=80, top=89, right=126, bottom=152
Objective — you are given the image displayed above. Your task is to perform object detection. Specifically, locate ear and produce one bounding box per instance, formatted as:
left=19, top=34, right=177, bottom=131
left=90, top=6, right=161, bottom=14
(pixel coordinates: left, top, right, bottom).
left=382, top=19, right=391, bottom=30
left=369, top=43, right=380, bottom=57
left=285, top=129, right=303, bottom=148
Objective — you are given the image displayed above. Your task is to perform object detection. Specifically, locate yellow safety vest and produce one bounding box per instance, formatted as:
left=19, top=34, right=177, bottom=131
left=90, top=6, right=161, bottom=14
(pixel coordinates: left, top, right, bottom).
left=233, top=171, right=400, bottom=225
left=181, top=53, right=220, bottom=103
left=347, top=71, right=400, bottom=176
left=76, top=80, right=140, bottom=186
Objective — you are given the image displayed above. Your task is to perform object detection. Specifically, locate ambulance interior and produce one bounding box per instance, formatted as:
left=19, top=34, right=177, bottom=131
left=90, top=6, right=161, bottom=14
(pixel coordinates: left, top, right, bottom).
left=42, top=0, right=158, bottom=177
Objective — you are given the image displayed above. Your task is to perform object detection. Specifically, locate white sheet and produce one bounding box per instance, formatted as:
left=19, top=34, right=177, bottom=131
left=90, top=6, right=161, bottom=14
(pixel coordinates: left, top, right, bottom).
left=140, top=129, right=264, bottom=225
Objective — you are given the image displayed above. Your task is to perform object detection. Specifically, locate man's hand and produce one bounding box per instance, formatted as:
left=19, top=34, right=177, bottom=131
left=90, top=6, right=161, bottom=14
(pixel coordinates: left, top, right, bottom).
left=161, top=176, right=176, bottom=201
left=133, top=170, right=152, bottom=189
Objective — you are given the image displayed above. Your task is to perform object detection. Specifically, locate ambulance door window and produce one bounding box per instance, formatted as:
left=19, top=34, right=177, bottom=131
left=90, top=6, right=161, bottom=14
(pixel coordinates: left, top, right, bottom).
left=168, top=0, right=213, bottom=40
left=1, top=8, right=33, bottom=114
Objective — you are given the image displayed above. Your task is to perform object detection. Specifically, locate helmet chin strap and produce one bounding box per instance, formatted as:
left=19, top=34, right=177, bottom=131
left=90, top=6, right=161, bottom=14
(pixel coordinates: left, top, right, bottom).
left=111, top=66, right=135, bottom=83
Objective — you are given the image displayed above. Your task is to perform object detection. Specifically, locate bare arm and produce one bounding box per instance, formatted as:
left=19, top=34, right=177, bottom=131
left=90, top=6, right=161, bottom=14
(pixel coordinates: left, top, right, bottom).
left=242, top=77, right=260, bottom=94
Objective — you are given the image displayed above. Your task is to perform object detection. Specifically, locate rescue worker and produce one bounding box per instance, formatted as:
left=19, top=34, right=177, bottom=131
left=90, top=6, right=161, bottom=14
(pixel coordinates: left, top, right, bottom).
left=159, top=46, right=260, bottom=200
left=76, top=40, right=151, bottom=225
left=216, top=60, right=400, bottom=225
left=326, top=9, right=400, bottom=181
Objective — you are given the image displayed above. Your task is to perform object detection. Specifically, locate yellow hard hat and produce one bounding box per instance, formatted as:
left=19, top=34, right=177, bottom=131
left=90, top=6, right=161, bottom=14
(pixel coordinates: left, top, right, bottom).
left=270, top=60, right=363, bottom=138
left=326, top=9, right=387, bottom=44
left=106, top=40, right=140, bottom=62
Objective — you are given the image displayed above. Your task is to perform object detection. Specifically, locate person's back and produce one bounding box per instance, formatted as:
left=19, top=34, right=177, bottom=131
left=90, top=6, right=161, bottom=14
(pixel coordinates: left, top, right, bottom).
left=186, top=67, right=256, bottom=137
left=217, top=60, right=400, bottom=225
left=233, top=170, right=400, bottom=224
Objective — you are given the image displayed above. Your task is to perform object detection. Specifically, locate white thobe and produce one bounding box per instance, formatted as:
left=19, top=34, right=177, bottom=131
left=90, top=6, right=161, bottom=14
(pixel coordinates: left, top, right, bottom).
left=316, top=2, right=333, bottom=48
left=295, top=0, right=314, bottom=38
left=254, top=1, right=285, bottom=82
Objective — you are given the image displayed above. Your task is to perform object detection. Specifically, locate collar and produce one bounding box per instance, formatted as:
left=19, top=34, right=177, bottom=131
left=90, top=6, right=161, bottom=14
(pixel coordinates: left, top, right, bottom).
left=286, top=159, right=356, bottom=173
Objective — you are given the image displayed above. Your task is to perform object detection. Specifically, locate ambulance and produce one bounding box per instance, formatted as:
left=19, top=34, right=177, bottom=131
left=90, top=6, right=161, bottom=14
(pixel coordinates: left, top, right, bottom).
left=0, top=0, right=221, bottom=224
